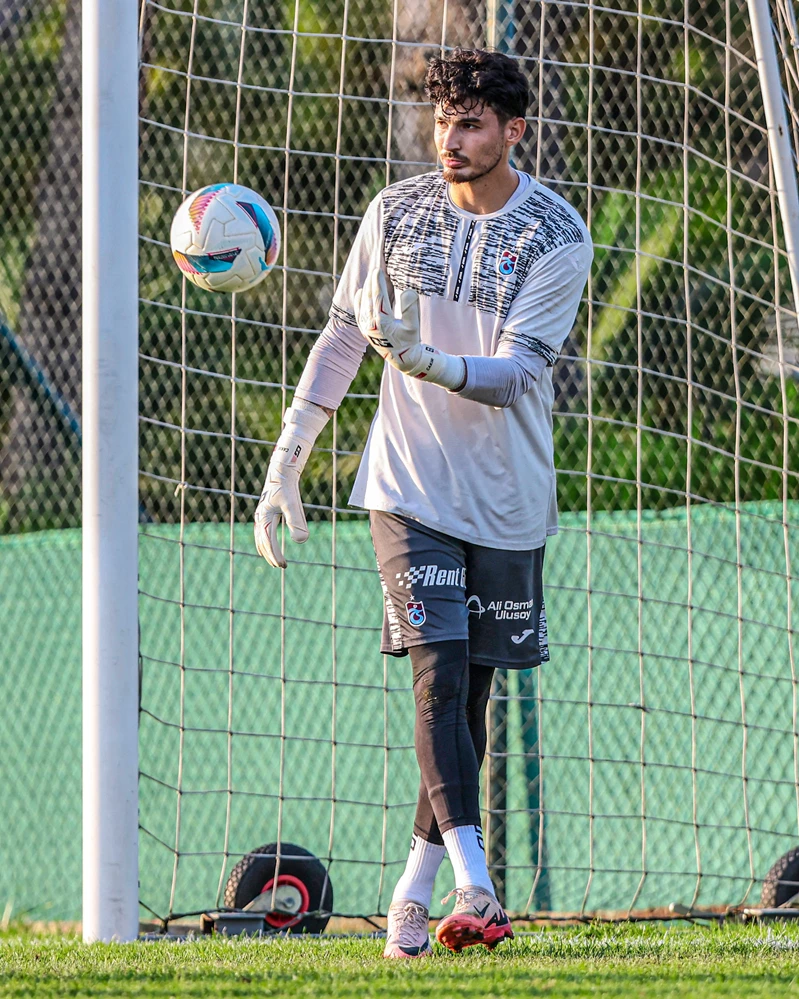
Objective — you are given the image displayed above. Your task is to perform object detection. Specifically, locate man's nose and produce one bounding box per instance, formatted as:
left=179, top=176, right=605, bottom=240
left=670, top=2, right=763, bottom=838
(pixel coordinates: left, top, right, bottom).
left=441, top=125, right=460, bottom=150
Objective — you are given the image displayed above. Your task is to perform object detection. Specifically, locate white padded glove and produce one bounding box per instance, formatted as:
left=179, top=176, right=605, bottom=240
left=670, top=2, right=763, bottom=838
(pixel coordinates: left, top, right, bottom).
left=354, top=268, right=466, bottom=389
left=253, top=399, right=329, bottom=569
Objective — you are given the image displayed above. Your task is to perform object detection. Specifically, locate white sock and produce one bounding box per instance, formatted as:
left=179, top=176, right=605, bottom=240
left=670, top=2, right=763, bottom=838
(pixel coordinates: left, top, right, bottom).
left=442, top=824, right=494, bottom=895
left=392, top=834, right=446, bottom=908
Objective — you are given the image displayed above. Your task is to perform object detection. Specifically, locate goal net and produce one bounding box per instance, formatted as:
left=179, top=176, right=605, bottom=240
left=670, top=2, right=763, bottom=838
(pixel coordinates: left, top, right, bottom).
left=137, top=0, right=799, bottom=922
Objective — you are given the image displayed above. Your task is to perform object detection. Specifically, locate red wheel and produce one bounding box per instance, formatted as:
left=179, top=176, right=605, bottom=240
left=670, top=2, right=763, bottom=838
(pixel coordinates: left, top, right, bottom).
left=224, top=842, right=333, bottom=934
left=260, top=873, right=311, bottom=928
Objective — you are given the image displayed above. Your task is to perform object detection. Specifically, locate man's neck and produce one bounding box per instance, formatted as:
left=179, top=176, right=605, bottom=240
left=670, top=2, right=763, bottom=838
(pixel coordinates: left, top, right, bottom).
left=448, top=162, right=521, bottom=215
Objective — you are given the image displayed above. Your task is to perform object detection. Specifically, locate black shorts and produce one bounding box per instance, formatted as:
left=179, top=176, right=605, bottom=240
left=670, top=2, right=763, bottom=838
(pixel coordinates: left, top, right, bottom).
left=370, top=511, right=549, bottom=669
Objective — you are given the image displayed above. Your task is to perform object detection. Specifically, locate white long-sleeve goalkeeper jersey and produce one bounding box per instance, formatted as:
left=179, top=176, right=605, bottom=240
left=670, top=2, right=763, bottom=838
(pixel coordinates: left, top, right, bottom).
left=296, top=169, right=593, bottom=551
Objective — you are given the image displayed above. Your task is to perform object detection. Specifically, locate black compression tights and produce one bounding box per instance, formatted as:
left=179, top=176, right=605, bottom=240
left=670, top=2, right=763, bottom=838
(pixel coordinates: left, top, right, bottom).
left=408, top=639, right=495, bottom=846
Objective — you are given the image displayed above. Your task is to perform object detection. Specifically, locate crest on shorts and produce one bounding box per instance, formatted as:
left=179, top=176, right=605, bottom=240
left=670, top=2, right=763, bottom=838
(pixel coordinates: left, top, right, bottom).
left=406, top=601, right=426, bottom=627
left=498, top=249, right=518, bottom=276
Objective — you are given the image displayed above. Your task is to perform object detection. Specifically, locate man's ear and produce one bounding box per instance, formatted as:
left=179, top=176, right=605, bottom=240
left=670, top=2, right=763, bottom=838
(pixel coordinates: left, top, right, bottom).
left=507, top=117, right=527, bottom=145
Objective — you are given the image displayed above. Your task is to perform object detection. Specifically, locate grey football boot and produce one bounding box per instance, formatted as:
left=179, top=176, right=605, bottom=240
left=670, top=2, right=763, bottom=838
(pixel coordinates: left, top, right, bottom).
left=383, top=900, right=433, bottom=958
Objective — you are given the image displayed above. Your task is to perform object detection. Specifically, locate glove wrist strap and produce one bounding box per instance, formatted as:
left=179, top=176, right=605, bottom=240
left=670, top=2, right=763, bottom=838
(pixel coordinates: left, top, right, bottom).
left=285, top=397, right=330, bottom=437
left=271, top=398, right=329, bottom=474
left=408, top=349, right=466, bottom=391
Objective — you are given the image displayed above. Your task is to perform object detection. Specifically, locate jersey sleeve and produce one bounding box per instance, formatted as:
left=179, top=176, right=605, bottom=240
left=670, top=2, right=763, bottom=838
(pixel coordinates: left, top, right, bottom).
left=328, top=195, right=385, bottom=332
left=295, top=196, right=385, bottom=410
left=495, top=240, right=593, bottom=377
left=456, top=354, right=537, bottom=408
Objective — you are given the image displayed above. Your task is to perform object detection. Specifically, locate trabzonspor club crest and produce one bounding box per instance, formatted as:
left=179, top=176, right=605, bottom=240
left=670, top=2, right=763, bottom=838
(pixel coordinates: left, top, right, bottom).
left=498, top=249, right=518, bottom=276
left=406, top=601, right=426, bottom=627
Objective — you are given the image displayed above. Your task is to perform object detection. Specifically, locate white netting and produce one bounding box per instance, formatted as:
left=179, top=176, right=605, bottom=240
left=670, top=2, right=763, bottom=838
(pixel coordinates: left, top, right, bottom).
left=136, top=0, right=799, bottom=923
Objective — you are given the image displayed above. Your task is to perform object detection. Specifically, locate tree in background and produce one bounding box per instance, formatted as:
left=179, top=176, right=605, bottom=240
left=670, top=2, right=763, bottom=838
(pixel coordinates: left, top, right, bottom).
left=3, top=0, right=797, bottom=533
left=0, top=0, right=81, bottom=532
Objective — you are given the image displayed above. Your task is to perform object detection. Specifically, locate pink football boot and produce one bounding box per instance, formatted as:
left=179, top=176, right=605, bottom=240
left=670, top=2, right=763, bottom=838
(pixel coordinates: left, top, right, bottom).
left=436, top=887, right=514, bottom=952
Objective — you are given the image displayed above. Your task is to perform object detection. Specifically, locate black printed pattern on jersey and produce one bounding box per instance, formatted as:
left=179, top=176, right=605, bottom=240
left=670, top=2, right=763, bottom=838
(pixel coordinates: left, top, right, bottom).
left=380, top=171, right=586, bottom=322
left=382, top=173, right=460, bottom=298
left=498, top=329, right=559, bottom=367
left=330, top=302, right=358, bottom=328
left=468, top=188, right=587, bottom=319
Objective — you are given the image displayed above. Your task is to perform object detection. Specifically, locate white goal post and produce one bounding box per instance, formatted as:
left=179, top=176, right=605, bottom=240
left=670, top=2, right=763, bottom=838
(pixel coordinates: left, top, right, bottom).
left=83, top=0, right=799, bottom=939
left=748, top=0, right=799, bottom=318
left=82, top=0, right=139, bottom=942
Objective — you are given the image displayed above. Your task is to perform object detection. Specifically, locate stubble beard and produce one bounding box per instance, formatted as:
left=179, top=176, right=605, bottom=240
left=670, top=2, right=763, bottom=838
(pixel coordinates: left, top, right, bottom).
left=442, top=141, right=506, bottom=185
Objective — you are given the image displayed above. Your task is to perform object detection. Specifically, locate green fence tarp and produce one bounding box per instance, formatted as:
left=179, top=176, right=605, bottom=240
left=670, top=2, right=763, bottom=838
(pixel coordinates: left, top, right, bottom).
left=3, top=502, right=799, bottom=921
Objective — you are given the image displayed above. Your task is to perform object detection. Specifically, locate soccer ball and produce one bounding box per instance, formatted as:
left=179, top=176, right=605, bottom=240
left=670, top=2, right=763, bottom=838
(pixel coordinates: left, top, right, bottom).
left=170, top=183, right=280, bottom=293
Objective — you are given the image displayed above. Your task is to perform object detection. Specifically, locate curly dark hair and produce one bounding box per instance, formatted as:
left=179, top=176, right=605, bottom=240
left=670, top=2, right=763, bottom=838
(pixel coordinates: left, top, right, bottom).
left=424, top=48, right=529, bottom=123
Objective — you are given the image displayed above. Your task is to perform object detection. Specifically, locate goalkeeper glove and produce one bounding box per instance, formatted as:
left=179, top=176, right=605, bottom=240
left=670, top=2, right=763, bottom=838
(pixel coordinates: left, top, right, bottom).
left=253, top=399, right=329, bottom=569
left=354, top=268, right=466, bottom=390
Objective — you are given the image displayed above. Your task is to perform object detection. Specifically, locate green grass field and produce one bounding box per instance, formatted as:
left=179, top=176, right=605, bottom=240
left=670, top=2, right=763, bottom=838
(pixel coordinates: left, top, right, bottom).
left=2, top=923, right=799, bottom=998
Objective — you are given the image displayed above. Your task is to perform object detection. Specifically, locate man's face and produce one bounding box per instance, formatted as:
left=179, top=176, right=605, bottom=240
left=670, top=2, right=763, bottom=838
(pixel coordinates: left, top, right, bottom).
left=433, top=102, right=520, bottom=184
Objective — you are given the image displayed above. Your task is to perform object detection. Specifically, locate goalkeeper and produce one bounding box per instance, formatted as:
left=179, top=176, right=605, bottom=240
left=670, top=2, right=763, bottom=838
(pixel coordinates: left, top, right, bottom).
left=254, top=47, right=592, bottom=956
